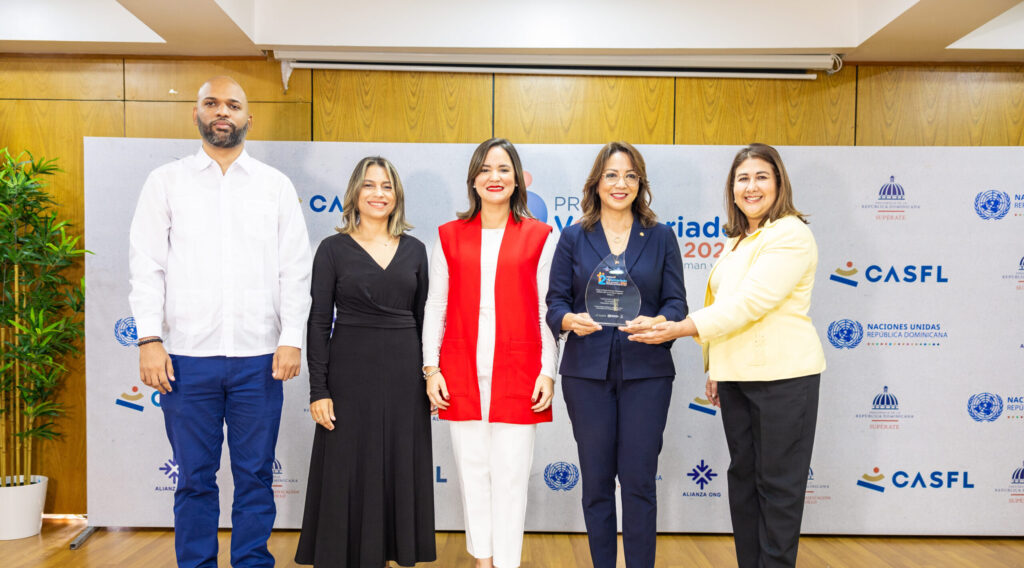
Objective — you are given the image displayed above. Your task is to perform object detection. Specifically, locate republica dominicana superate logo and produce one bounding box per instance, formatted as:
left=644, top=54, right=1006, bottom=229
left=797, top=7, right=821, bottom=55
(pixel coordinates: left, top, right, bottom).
left=1001, top=255, right=1024, bottom=291
left=828, top=318, right=946, bottom=348
left=272, top=459, right=300, bottom=501
left=544, top=462, right=580, bottom=491
left=805, top=466, right=831, bottom=506
left=855, top=386, right=915, bottom=430
left=995, top=460, right=1024, bottom=504
left=861, top=176, right=920, bottom=221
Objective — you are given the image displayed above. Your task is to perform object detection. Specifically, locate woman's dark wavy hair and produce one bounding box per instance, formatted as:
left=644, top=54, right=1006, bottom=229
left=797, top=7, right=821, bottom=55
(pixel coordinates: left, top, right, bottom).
left=579, top=141, right=657, bottom=231
left=457, top=138, right=533, bottom=223
left=723, top=143, right=808, bottom=238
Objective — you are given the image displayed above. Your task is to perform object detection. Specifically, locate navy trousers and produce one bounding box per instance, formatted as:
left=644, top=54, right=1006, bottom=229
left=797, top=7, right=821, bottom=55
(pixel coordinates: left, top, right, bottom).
left=562, top=333, right=673, bottom=568
left=718, top=374, right=820, bottom=568
left=163, top=354, right=283, bottom=568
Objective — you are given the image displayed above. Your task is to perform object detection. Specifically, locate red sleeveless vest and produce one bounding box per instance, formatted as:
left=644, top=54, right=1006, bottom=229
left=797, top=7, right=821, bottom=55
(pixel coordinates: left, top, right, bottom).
left=437, top=213, right=552, bottom=424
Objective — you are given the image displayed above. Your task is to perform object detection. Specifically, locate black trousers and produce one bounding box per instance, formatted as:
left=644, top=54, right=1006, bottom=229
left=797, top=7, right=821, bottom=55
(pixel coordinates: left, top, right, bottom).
left=717, top=374, right=820, bottom=568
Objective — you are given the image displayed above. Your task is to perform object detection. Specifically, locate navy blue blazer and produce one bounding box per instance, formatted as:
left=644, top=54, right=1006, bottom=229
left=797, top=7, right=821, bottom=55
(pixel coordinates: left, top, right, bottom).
left=546, top=220, right=687, bottom=380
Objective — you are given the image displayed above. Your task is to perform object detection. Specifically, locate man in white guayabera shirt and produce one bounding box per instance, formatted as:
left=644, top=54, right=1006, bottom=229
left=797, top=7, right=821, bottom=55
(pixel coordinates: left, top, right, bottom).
left=128, top=76, right=312, bottom=568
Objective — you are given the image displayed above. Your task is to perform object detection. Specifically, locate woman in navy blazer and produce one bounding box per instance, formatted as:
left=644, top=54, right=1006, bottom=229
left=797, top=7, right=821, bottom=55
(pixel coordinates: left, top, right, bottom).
left=546, top=142, right=686, bottom=568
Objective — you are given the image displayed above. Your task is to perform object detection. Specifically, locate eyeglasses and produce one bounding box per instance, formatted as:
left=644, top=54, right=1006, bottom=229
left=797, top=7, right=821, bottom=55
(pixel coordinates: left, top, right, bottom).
left=602, top=172, right=641, bottom=187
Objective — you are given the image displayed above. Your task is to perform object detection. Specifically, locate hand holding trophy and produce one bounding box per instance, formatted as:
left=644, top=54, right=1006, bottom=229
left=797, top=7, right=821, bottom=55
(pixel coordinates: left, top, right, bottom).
left=584, top=253, right=641, bottom=326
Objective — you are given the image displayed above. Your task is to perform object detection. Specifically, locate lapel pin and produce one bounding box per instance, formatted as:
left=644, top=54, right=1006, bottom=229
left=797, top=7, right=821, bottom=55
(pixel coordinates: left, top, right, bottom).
left=639, top=232, right=645, bottom=237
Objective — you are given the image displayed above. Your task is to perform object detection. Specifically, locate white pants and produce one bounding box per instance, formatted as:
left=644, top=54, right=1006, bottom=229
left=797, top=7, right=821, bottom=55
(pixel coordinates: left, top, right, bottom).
left=449, top=374, right=537, bottom=568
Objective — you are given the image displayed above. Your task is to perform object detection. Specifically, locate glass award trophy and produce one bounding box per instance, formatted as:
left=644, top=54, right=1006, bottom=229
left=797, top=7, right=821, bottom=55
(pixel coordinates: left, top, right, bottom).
left=585, top=253, right=642, bottom=327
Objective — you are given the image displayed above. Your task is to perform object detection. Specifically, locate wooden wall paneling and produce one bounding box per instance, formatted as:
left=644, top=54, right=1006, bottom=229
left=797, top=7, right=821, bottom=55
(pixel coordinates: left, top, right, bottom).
left=675, top=65, right=856, bottom=146
left=249, top=103, right=312, bottom=140
left=0, top=99, right=125, bottom=513
left=857, top=65, right=1024, bottom=146
left=124, top=59, right=311, bottom=102
left=313, top=70, right=492, bottom=143
left=126, top=101, right=312, bottom=140
left=494, top=75, right=674, bottom=144
left=0, top=56, right=124, bottom=100
left=0, top=99, right=125, bottom=263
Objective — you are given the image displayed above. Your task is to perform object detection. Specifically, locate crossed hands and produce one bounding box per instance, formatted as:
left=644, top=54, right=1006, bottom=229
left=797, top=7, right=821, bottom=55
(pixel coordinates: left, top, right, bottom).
left=426, top=369, right=555, bottom=415
left=561, top=312, right=679, bottom=344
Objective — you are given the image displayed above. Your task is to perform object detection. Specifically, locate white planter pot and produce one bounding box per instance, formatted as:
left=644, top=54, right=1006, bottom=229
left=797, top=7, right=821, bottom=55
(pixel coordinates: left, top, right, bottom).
left=0, top=475, right=48, bottom=540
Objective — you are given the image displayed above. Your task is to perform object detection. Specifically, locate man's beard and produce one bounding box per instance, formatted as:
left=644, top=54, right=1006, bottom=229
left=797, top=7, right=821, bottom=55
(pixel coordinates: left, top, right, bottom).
left=198, top=118, right=248, bottom=148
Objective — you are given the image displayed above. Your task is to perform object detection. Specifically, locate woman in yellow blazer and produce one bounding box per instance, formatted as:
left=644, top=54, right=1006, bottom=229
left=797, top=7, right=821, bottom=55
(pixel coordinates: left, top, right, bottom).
left=630, top=143, right=825, bottom=568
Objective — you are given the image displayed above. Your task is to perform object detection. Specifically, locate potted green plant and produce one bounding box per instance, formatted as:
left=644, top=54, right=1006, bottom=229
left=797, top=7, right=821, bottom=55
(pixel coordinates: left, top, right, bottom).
left=0, top=149, right=86, bottom=540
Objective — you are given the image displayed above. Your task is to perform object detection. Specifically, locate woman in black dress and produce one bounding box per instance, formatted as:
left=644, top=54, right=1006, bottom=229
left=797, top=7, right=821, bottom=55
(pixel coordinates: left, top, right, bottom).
left=296, top=156, right=436, bottom=567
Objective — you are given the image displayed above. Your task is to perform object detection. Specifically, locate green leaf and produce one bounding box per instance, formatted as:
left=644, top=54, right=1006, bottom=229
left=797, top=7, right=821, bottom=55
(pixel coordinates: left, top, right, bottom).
left=1, top=148, right=77, bottom=467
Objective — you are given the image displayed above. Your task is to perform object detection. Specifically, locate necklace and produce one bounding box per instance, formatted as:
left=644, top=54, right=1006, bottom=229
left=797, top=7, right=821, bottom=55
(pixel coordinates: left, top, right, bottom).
left=354, top=231, right=396, bottom=248
left=607, top=228, right=630, bottom=245
left=602, top=214, right=633, bottom=254
left=605, top=223, right=631, bottom=241
left=605, top=227, right=630, bottom=256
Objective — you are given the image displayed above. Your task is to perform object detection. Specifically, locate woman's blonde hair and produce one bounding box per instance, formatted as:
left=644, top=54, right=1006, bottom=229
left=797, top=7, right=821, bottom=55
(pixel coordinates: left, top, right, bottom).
left=337, top=156, right=413, bottom=236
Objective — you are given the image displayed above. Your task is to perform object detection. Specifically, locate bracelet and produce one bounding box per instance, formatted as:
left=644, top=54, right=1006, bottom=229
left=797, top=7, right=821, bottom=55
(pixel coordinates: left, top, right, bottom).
left=423, top=368, right=440, bottom=379
left=137, top=337, right=163, bottom=347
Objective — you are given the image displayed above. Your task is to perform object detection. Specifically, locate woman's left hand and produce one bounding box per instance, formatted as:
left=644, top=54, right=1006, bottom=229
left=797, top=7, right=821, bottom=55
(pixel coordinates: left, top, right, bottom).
left=618, top=315, right=665, bottom=334
left=531, top=374, right=555, bottom=412
left=705, top=377, right=720, bottom=408
left=628, top=320, right=683, bottom=344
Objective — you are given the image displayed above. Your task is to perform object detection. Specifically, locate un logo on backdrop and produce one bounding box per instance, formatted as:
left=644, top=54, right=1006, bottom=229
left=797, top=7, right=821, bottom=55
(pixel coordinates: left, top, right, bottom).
left=114, top=316, right=138, bottom=346
left=974, top=190, right=1011, bottom=220
left=967, top=393, right=1004, bottom=422
left=544, top=462, right=580, bottom=491
left=828, top=319, right=864, bottom=349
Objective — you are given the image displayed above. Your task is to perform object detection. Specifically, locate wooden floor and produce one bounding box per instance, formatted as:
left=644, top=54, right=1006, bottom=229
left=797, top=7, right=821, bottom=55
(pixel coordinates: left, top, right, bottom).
left=3, top=519, right=1022, bottom=567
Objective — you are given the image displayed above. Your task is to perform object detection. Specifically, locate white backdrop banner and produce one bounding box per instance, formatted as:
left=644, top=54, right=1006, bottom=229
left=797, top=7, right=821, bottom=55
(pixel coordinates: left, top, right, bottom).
left=85, top=139, right=1024, bottom=535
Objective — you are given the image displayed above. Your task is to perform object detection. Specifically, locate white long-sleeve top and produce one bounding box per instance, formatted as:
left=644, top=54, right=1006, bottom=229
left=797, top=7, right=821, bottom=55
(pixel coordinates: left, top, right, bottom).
left=128, top=147, right=313, bottom=356
left=422, top=228, right=558, bottom=379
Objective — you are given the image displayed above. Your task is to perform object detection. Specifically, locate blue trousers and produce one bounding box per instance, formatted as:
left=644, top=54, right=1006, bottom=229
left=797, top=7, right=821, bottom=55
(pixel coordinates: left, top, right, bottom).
left=163, top=354, right=282, bottom=568
left=562, top=334, right=673, bottom=568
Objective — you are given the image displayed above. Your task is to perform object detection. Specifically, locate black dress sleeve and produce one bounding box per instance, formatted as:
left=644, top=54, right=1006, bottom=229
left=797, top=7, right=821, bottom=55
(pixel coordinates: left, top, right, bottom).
left=412, top=238, right=429, bottom=343
left=306, top=237, right=337, bottom=403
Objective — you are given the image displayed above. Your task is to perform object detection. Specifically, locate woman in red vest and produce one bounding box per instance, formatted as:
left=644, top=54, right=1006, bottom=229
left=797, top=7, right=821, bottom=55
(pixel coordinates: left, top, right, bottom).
left=422, top=138, right=556, bottom=568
